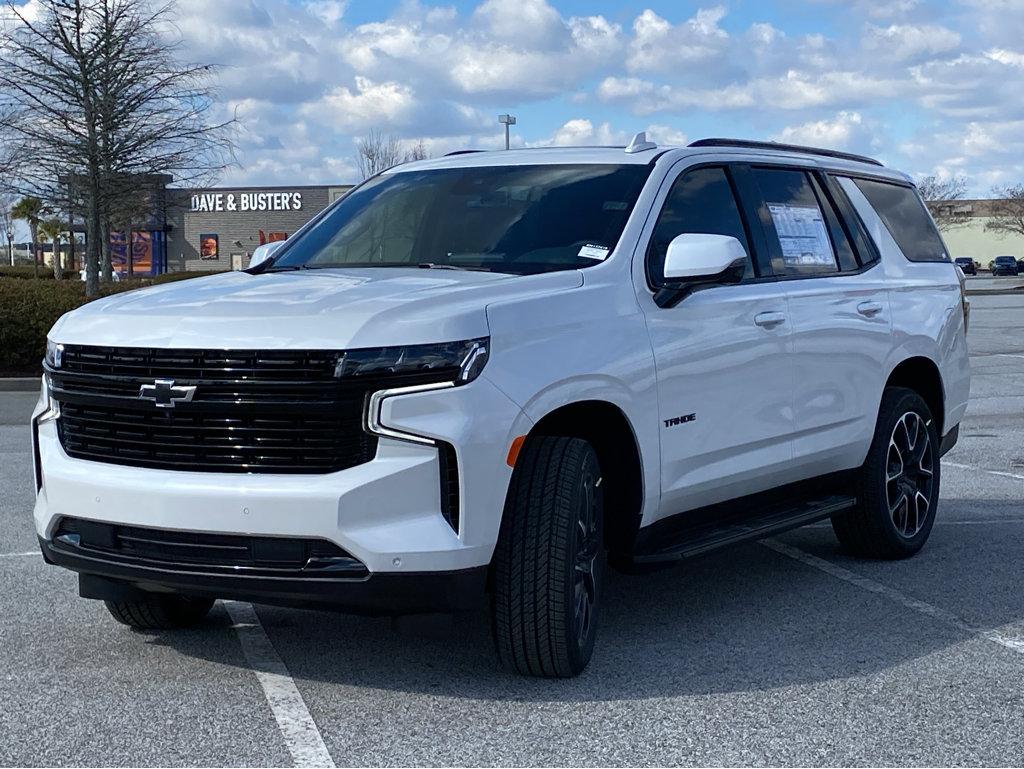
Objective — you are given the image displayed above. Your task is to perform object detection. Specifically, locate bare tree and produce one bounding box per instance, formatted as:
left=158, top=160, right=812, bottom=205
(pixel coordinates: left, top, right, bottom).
left=0, top=193, right=14, bottom=266
left=986, top=184, right=1024, bottom=238
left=0, top=0, right=235, bottom=296
left=917, top=175, right=971, bottom=231
left=355, top=130, right=404, bottom=180
left=403, top=139, right=429, bottom=163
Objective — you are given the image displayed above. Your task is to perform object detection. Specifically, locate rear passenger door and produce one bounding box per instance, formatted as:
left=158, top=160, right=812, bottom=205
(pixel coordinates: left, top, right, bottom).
left=744, top=166, right=892, bottom=478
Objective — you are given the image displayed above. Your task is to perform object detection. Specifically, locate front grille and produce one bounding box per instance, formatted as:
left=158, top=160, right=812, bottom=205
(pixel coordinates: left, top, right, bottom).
left=50, top=344, right=449, bottom=474
left=53, top=517, right=367, bottom=577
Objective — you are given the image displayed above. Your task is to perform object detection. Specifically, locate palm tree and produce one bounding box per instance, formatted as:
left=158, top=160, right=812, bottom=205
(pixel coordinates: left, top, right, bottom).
left=38, top=217, right=67, bottom=279
left=12, top=196, right=46, bottom=277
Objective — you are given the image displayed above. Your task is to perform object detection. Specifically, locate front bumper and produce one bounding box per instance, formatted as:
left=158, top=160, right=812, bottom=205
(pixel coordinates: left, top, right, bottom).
left=33, top=374, right=530, bottom=583
left=40, top=535, right=487, bottom=614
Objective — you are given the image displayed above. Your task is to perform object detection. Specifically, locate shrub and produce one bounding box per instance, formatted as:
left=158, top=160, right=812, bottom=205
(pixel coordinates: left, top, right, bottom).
left=0, top=271, right=219, bottom=376
left=0, top=265, right=76, bottom=280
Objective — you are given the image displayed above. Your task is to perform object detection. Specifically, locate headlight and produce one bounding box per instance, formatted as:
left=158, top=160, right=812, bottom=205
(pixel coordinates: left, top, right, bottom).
left=45, top=339, right=64, bottom=369
left=334, top=338, right=489, bottom=383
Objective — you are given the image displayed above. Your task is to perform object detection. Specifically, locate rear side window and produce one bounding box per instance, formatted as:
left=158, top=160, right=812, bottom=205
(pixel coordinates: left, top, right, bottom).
left=751, top=168, right=839, bottom=277
left=648, top=166, right=753, bottom=285
left=852, top=179, right=949, bottom=263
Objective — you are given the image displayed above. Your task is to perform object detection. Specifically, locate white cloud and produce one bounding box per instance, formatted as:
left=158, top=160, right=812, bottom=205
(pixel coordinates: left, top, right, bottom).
left=774, top=111, right=876, bottom=151
left=531, top=119, right=686, bottom=148
left=303, top=77, right=418, bottom=131
left=626, top=7, right=729, bottom=74
left=862, top=23, right=960, bottom=62
left=986, top=48, right=1024, bottom=67
left=472, top=0, right=564, bottom=47
left=6, top=0, right=1015, bottom=195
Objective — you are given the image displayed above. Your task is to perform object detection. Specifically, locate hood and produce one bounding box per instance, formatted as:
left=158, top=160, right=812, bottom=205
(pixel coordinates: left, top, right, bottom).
left=50, top=267, right=583, bottom=349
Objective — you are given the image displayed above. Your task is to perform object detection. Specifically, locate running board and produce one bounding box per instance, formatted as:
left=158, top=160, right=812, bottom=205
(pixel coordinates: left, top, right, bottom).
left=632, top=494, right=856, bottom=564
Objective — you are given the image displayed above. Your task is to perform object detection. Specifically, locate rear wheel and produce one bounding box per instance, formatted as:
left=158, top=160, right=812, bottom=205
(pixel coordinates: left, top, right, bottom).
left=832, top=387, right=940, bottom=559
left=105, top=594, right=215, bottom=630
left=491, top=436, right=604, bottom=677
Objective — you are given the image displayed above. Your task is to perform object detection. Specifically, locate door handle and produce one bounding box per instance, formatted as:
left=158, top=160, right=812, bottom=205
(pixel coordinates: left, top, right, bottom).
left=857, top=301, right=884, bottom=317
left=754, top=311, right=786, bottom=328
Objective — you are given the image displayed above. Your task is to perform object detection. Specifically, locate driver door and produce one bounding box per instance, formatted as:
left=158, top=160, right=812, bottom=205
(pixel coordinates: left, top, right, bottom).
left=642, top=165, right=796, bottom=518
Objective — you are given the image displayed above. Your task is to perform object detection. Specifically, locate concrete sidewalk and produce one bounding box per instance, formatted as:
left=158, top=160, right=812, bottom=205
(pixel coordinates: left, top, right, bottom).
left=0, top=377, right=38, bottom=393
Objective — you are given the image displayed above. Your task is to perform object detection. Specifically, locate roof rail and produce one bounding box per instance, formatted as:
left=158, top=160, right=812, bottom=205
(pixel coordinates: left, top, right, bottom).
left=444, top=149, right=485, bottom=157
left=687, top=138, right=883, bottom=167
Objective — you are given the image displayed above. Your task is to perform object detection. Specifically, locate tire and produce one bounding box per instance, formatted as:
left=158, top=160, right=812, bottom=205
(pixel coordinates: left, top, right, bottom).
left=832, top=387, right=940, bottom=559
left=492, top=436, right=604, bottom=677
left=104, top=594, right=215, bottom=630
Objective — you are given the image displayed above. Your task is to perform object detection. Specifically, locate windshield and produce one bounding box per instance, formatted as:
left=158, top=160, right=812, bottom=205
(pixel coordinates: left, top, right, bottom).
left=995, top=257, right=1015, bottom=263
left=267, top=163, right=652, bottom=275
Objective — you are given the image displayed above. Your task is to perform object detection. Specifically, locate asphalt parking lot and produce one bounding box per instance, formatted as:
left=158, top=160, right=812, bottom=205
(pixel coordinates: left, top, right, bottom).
left=2, top=294, right=1022, bottom=767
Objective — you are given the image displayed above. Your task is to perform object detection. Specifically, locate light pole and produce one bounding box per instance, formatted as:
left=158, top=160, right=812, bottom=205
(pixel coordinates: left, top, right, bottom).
left=498, top=114, right=516, bottom=150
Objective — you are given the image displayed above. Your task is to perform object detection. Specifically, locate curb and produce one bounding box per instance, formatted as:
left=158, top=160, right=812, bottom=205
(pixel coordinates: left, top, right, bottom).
left=965, top=289, right=1024, bottom=297
left=0, top=378, right=39, bottom=393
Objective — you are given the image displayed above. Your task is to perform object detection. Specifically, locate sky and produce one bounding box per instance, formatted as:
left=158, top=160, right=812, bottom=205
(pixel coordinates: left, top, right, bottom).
left=14, top=0, right=1024, bottom=195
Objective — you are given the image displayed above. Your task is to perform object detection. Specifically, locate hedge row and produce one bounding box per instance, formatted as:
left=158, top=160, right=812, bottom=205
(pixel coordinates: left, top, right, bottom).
left=0, top=272, right=219, bottom=376
left=0, top=265, right=77, bottom=280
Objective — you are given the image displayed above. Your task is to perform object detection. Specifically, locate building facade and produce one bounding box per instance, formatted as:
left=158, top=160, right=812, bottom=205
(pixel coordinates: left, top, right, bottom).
left=165, top=185, right=351, bottom=272
left=935, top=199, right=1024, bottom=265
left=85, top=182, right=353, bottom=276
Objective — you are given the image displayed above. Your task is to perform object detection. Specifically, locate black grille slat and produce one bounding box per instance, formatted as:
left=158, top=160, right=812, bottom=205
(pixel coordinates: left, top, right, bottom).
left=52, top=344, right=449, bottom=474
left=54, top=517, right=367, bottom=576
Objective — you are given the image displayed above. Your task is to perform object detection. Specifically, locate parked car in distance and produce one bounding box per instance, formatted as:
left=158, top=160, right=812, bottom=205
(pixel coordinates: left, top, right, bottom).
left=34, top=135, right=971, bottom=677
left=954, top=257, right=977, bottom=275
left=992, top=255, right=1020, bottom=276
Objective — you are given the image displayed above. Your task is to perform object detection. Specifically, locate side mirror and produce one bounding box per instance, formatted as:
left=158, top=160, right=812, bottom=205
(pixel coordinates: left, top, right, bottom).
left=247, top=240, right=285, bottom=270
left=655, top=233, right=748, bottom=308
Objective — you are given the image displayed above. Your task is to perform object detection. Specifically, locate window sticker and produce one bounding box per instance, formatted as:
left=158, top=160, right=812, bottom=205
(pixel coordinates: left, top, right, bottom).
left=578, top=243, right=610, bottom=260
left=767, top=203, right=835, bottom=266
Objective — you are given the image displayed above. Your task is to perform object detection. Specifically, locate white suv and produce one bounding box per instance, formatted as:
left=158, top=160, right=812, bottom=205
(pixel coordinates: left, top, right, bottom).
left=33, top=135, right=970, bottom=677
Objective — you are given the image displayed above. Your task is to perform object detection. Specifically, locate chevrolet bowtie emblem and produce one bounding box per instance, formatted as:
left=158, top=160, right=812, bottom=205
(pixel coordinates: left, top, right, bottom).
left=138, top=379, right=197, bottom=408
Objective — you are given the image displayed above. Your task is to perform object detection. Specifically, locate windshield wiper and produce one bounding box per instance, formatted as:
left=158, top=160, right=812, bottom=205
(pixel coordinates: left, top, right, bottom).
left=418, top=262, right=491, bottom=272
left=265, top=264, right=309, bottom=272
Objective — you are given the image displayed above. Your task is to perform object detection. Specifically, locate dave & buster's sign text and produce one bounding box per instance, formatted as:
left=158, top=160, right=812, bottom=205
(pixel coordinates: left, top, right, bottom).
left=190, top=191, right=303, bottom=213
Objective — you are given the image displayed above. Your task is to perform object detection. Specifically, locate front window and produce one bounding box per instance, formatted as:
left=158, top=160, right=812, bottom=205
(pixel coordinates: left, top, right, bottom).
left=267, top=164, right=652, bottom=275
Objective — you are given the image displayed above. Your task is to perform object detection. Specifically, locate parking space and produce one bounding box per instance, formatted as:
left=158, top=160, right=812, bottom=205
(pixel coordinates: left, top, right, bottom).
left=1, top=294, right=1022, bottom=767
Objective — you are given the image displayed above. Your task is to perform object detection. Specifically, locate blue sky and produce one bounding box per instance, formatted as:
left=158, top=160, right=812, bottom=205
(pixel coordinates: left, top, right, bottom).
left=19, top=0, right=1024, bottom=194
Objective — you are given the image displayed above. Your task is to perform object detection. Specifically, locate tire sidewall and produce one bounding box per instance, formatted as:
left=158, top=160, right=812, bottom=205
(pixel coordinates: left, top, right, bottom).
left=562, top=448, right=604, bottom=673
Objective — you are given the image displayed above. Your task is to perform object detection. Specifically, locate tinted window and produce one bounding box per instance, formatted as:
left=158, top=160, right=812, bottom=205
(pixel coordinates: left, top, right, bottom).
left=648, top=167, right=752, bottom=284
left=752, top=168, right=839, bottom=276
left=268, top=164, right=651, bottom=275
left=811, top=175, right=859, bottom=272
left=852, top=178, right=949, bottom=263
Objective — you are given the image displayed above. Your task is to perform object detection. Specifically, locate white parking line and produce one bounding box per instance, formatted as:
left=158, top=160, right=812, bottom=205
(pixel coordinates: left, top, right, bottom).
left=938, top=518, right=1024, bottom=525
left=807, top=518, right=1024, bottom=528
left=225, top=601, right=335, bottom=768
left=943, top=460, right=1024, bottom=482
left=0, top=550, right=40, bottom=558
left=762, top=539, right=1024, bottom=656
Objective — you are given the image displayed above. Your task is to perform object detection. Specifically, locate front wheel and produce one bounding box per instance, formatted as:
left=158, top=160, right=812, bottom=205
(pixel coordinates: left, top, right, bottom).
left=105, top=594, right=215, bottom=630
left=491, top=436, right=604, bottom=677
left=832, top=387, right=940, bottom=559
